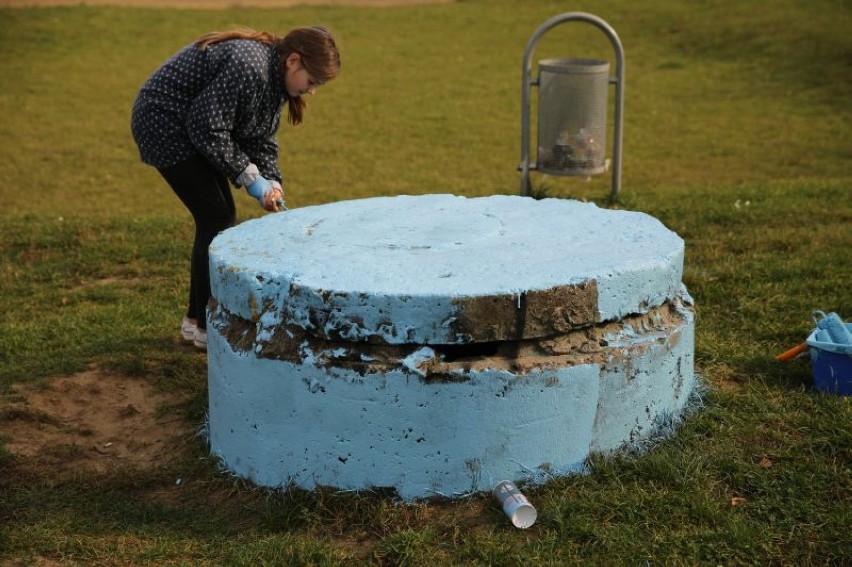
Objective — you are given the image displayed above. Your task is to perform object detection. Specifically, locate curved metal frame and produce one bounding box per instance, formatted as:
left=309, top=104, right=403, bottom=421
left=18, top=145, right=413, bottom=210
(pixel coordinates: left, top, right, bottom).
left=520, top=12, right=625, bottom=202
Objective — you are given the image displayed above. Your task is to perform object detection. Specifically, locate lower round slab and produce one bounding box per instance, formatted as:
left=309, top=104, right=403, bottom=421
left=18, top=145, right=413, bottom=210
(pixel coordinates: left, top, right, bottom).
left=207, top=292, right=695, bottom=500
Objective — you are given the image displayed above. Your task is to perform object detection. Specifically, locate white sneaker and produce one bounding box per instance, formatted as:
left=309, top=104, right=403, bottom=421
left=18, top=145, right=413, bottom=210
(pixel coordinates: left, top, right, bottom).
left=181, top=317, right=197, bottom=342
left=193, top=328, right=208, bottom=349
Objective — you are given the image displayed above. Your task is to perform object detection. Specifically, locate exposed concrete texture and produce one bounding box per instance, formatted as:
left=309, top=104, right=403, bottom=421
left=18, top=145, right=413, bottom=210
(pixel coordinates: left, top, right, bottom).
left=210, top=297, right=690, bottom=377
left=209, top=195, right=684, bottom=345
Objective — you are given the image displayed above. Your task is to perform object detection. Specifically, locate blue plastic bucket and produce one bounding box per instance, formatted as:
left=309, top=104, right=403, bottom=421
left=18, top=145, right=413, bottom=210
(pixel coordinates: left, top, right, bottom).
left=806, top=322, right=852, bottom=395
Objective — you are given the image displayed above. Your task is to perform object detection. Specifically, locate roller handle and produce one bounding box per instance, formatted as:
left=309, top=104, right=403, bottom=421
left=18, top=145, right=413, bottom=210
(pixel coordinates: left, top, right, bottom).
left=776, top=342, right=808, bottom=362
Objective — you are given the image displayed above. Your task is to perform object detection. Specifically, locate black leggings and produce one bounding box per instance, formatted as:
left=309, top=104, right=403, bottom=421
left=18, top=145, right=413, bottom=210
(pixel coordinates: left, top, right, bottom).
left=158, top=155, right=236, bottom=330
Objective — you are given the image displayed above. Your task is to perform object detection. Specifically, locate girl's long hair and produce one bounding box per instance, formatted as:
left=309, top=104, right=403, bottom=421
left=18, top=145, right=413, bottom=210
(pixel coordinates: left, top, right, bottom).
left=196, top=26, right=340, bottom=126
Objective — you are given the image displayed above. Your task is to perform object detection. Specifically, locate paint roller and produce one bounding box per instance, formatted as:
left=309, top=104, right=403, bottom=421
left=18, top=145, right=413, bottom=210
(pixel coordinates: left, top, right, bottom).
left=811, top=310, right=852, bottom=344
left=776, top=310, right=851, bottom=362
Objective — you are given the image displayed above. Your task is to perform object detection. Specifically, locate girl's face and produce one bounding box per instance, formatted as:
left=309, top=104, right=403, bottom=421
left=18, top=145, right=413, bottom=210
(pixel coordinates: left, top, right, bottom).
left=284, top=53, right=321, bottom=97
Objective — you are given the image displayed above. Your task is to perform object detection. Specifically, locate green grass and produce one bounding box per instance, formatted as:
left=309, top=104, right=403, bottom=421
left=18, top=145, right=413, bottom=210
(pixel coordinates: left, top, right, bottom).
left=1, top=0, right=850, bottom=564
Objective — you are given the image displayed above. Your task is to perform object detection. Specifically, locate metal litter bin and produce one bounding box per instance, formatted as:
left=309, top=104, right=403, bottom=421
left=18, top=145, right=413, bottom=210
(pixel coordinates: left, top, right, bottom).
left=537, top=58, right=610, bottom=176
left=519, top=12, right=625, bottom=201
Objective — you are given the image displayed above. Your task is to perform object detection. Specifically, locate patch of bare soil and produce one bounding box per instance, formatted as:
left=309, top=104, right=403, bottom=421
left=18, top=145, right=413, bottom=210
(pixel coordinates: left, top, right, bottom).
left=1, top=366, right=193, bottom=482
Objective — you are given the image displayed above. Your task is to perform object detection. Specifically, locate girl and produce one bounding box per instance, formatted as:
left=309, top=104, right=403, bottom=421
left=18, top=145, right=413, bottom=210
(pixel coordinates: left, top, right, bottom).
left=131, top=26, right=340, bottom=349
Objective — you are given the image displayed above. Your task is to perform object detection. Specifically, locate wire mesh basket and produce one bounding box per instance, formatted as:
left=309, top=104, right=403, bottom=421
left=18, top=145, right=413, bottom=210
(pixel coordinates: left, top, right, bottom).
left=536, top=58, right=610, bottom=176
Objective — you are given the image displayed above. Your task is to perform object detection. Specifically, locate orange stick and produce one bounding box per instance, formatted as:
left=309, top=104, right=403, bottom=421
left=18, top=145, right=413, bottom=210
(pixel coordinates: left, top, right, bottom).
left=776, top=342, right=808, bottom=362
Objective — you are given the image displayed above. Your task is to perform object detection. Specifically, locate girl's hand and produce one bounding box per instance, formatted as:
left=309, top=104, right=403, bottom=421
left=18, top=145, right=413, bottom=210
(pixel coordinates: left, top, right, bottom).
left=247, top=175, right=284, bottom=212
left=262, top=187, right=284, bottom=212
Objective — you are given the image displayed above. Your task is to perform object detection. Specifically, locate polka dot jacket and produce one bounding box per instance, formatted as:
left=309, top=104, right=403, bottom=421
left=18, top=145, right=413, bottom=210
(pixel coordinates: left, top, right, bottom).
left=131, top=39, right=287, bottom=185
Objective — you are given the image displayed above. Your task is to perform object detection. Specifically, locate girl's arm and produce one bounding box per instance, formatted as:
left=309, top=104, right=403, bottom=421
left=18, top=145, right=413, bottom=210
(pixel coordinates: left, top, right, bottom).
left=242, top=121, right=283, bottom=186
left=185, top=45, right=261, bottom=184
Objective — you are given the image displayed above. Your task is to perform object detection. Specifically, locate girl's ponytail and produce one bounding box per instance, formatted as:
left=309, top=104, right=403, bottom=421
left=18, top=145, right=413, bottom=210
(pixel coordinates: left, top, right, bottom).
left=196, top=29, right=278, bottom=49
left=287, top=96, right=307, bottom=126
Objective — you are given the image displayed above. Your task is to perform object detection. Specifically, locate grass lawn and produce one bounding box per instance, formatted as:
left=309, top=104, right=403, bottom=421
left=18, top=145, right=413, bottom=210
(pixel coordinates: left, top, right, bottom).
left=0, top=0, right=850, bottom=564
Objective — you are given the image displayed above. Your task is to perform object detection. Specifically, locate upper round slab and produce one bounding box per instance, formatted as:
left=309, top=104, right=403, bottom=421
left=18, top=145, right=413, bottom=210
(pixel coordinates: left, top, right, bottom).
left=209, top=194, right=684, bottom=344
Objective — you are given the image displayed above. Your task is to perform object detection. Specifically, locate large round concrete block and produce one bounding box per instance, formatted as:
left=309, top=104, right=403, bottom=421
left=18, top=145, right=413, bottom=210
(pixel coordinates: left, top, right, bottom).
left=207, top=195, right=695, bottom=499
